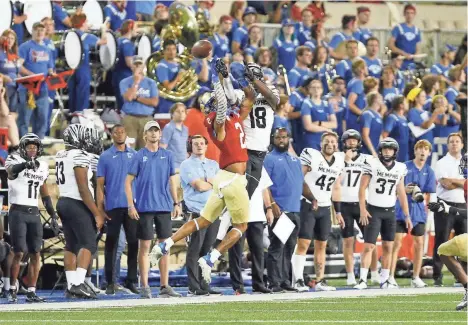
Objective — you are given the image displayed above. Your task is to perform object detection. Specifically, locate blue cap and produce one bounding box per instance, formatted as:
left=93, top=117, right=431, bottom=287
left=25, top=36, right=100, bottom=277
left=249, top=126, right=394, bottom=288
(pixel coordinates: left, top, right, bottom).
left=445, top=44, right=457, bottom=52
left=243, top=6, right=257, bottom=18
left=281, top=18, right=295, bottom=27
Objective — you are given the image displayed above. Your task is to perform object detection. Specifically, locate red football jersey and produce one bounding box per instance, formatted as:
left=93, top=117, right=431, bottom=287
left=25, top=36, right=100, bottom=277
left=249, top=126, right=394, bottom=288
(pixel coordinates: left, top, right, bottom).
left=204, top=112, right=248, bottom=169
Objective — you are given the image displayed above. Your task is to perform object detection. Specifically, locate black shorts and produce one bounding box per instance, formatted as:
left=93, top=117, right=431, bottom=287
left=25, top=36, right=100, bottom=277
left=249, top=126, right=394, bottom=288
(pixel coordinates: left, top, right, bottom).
left=57, top=197, right=97, bottom=255
left=341, top=202, right=363, bottom=239
left=246, top=150, right=266, bottom=198
left=8, top=205, right=43, bottom=254
left=298, top=200, right=331, bottom=242
left=137, top=212, right=172, bottom=240
left=396, top=221, right=425, bottom=237
left=363, top=204, right=396, bottom=244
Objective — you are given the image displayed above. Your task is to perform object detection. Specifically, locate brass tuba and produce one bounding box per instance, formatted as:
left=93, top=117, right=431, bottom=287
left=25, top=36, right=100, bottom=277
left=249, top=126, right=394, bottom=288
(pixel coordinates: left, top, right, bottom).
left=146, top=3, right=200, bottom=102
left=195, top=8, right=214, bottom=37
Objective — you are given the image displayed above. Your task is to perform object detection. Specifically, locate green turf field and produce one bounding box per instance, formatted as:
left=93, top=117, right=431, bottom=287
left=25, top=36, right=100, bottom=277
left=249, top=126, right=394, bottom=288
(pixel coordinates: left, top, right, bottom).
left=1, top=293, right=466, bottom=325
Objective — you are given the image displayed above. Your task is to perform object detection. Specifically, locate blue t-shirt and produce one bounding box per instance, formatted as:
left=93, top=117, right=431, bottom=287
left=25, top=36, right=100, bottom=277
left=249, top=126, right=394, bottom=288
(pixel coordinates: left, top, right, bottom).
left=210, top=33, right=230, bottom=59
left=384, top=113, right=409, bottom=162
left=119, top=76, right=158, bottom=116
left=287, top=66, right=313, bottom=90
left=232, top=26, right=249, bottom=50
left=382, top=87, right=400, bottom=111
left=303, top=39, right=329, bottom=53
left=152, top=35, right=161, bottom=53
left=161, top=120, right=189, bottom=169
left=391, top=23, right=422, bottom=70
left=353, top=27, right=373, bottom=44
left=362, top=56, right=383, bottom=79
left=289, top=90, right=307, bottom=154
left=301, top=98, right=335, bottom=150
left=396, top=160, right=436, bottom=224
left=360, top=109, right=383, bottom=155
left=156, top=59, right=181, bottom=113
left=76, top=31, right=99, bottom=72
left=0, top=50, right=20, bottom=87
left=125, top=0, right=137, bottom=20
left=263, top=149, right=303, bottom=213
left=180, top=156, right=219, bottom=213
left=104, top=3, right=127, bottom=32
left=346, top=78, right=365, bottom=131
left=408, top=107, right=434, bottom=143
left=18, top=40, right=54, bottom=92
left=273, top=38, right=299, bottom=72
left=329, top=32, right=354, bottom=50
left=128, top=147, right=175, bottom=213
left=434, top=87, right=460, bottom=137
left=311, top=64, right=329, bottom=94
left=295, top=22, right=311, bottom=46
left=12, top=6, right=24, bottom=45
left=323, top=93, right=347, bottom=137
left=115, top=37, right=135, bottom=78
left=273, top=115, right=290, bottom=132
left=430, top=62, right=453, bottom=78
left=335, top=59, right=353, bottom=84
left=244, top=44, right=259, bottom=58
left=53, top=3, right=69, bottom=31
left=136, top=0, right=156, bottom=15
left=97, top=145, right=137, bottom=210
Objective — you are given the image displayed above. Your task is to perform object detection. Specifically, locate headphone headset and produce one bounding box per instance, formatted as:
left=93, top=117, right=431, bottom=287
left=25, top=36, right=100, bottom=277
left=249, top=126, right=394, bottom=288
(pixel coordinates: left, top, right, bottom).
left=187, top=135, right=208, bottom=154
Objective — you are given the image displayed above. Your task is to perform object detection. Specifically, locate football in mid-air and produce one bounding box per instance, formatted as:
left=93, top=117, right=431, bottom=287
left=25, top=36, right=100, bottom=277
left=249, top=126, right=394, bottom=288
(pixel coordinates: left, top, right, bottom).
left=191, top=40, right=213, bottom=59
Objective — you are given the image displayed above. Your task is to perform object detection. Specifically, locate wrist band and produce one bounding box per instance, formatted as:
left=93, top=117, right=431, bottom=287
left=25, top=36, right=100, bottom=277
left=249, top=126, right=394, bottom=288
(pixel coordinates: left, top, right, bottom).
left=266, top=206, right=272, bottom=211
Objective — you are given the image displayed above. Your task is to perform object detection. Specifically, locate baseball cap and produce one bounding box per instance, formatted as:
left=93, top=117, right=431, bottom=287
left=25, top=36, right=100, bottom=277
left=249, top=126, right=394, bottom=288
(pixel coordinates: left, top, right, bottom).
left=132, top=56, right=144, bottom=65
left=357, top=6, right=370, bottom=14
left=32, top=22, right=45, bottom=30
left=445, top=44, right=457, bottom=52
left=243, top=6, right=257, bottom=18
left=143, top=121, right=160, bottom=132
left=281, top=18, right=295, bottom=27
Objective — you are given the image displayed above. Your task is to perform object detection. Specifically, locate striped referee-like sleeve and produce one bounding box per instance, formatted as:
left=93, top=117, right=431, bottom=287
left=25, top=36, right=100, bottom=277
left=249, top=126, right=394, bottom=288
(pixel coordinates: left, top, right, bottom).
left=214, top=80, right=228, bottom=124
left=300, top=148, right=313, bottom=166
left=89, top=154, right=99, bottom=173
left=270, top=84, right=280, bottom=105
left=5, top=154, right=22, bottom=169
left=72, top=150, right=91, bottom=169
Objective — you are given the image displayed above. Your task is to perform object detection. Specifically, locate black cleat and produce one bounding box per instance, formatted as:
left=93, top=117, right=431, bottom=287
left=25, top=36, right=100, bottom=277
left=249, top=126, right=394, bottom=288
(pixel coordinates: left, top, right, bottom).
left=205, top=288, right=222, bottom=295
left=187, top=289, right=209, bottom=297
left=105, top=284, right=116, bottom=295
left=280, top=284, right=298, bottom=292
left=7, top=289, right=17, bottom=303
left=26, top=291, right=46, bottom=303
left=270, top=286, right=286, bottom=294
left=70, top=283, right=96, bottom=299
left=124, top=280, right=139, bottom=295
left=65, top=289, right=78, bottom=299
left=253, top=284, right=272, bottom=294
left=434, top=276, right=444, bottom=287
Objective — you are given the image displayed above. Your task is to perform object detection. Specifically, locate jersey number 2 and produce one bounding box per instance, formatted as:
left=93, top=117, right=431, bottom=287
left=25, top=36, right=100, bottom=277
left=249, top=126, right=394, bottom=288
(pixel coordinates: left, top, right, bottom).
left=249, top=107, right=266, bottom=129
left=27, top=180, right=39, bottom=199
left=316, top=175, right=336, bottom=191
left=56, top=161, right=65, bottom=185
left=234, top=122, right=247, bottom=149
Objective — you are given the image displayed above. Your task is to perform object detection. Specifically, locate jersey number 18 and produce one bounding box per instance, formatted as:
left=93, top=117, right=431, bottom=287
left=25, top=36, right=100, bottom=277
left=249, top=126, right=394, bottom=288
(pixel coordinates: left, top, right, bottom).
left=249, top=107, right=266, bottom=129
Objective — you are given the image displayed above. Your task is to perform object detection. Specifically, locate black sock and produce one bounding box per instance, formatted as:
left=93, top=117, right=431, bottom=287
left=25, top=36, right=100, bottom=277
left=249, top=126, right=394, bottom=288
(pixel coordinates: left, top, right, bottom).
left=463, top=283, right=467, bottom=289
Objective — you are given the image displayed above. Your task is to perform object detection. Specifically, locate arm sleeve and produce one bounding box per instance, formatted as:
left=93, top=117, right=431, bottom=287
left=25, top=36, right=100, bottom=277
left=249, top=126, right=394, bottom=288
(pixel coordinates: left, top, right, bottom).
left=156, top=65, right=169, bottom=83
left=128, top=154, right=140, bottom=176
left=104, top=6, right=112, bottom=19
left=391, top=26, right=400, bottom=39
left=408, top=109, right=423, bottom=127
left=168, top=152, right=176, bottom=176
left=423, top=168, right=437, bottom=193
left=300, top=100, right=312, bottom=117
left=300, top=148, right=315, bottom=167
left=119, top=79, right=131, bottom=101
left=123, top=41, right=135, bottom=58
left=335, top=62, right=345, bottom=78
left=19, top=44, right=27, bottom=60
left=150, top=80, right=158, bottom=98
left=383, top=115, right=396, bottom=133
left=232, top=28, right=245, bottom=44
left=287, top=70, right=300, bottom=89
left=161, top=124, right=173, bottom=145
left=55, top=7, right=68, bottom=22
left=329, top=35, right=341, bottom=49
left=445, top=90, right=457, bottom=106
left=179, top=164, right=197, bottom=184
left=96, top=156, right=106, bottom=178
left=263, top=156, right=273, bottom=179
left=434, top=160, right=448, bottom=180
left=361, top=111, right=372, bottom=129
left=72, top=150, right=91, bottom=169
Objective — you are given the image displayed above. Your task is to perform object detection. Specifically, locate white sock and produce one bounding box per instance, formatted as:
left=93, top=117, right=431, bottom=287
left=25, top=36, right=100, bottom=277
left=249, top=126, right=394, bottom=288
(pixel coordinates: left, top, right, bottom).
left=164, top=238, right=174, bottom=250
left=10, top=285, right=16, bottom=291
left=380, top=269, right=390, bottom=283
left=347, top=272, right=355, bottom=282
left=292, top=254, right=306, bottom=282
left=85, top=277, right=92, bottom=285
left=360, top=268, right=369, bottom=282
left=76, top=268, right=87, bottom=285
left=371, top=270, right=379, bottom=281
left=209, top=249, right=221, bottom=264
left=65, top=271, right=76, bottom=290
left=2, top=277, right=9, bottom=291
left=27, top=287, right=35, bottom=293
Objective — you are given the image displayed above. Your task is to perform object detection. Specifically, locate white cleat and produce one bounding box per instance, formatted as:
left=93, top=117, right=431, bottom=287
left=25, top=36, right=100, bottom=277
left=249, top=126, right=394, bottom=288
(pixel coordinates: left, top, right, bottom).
left=315, top=280, right=336, bottom=291
left=198, top=257, right=213, bottom=284
left=411, top=277, right=427, bottom=288
left=294, top=279, right=310, bottom=293
left=346, top=278, right=357, bottom=286
left=381, top=280, right=399, bottom=289
left=456, top=290, right=467, bottom=311
left=354, top=280, right=368, bottom=290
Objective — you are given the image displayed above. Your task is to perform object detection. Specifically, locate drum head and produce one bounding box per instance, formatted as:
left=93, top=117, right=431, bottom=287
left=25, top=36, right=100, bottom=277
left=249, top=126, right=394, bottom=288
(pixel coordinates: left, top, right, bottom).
left=99, top=31, right=117, bottom=71
left=137, top=34, right=152, bottom=64
left=23, top=0, right=53, bottom=35
left=83, top=0, right=104, bottom=30
left=0, top=1, right=13, bottom=35
left=63, top=31, right=83, bottom=70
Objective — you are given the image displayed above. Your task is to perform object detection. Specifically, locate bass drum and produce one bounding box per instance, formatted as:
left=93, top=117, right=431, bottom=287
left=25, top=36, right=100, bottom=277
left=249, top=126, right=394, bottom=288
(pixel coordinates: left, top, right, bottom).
left=22, top=0, right=53, bottom=35
left=82, top=0, right=104, bottom=30
left=134, top=34, right=152, bottom=64
left=52, top=30, right=83, bottom=70
left=0, top=1, right=13, bottom=35
left=88, top=30, right=118, bottom=71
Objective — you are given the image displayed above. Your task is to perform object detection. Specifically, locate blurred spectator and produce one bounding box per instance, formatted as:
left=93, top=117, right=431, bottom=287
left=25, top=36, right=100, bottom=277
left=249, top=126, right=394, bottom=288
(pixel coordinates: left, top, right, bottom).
left=113, top=20, right=137, bottom=111
left=303, top=1, right=327, bottom=23
left=227, top=1, right=246, bottom=45
left=0, top=74, right=19, bottom=148
left=354, top=6, right=373, bottom=44
left=324, top=76, right=347, bottom=137
left=192, top=56, right=210, bottom=89
left=210, top=15, right=232, bottom=60
left=156, top=40, right=185, bottom=114
left=335, top=40, right=360, bottom=84
left=120, top=56, right=159, bottom=149
left=232, top=6, right=257, bottom=54
left=363, top=76, right=380, bottom=96
left=104, top=0, right=128, bottom=32
left=68, top=13, right=107, bottom=113
left=295, top=8, right=313, bottom=45
left=422, top=74, right=441, bottom=111
left=52, top=0, right=72, bottom=31
left=125, top=0, right=137, bottom=21
left=265, top=1, right=297, bottom=24
left=381, top=66, right=400, bottom=111
left=184, top=88, right=220, bottom=162
left=17, top=22, right=54, bottom=139
left=391, top=52, right=405, bottom=93
left=191, top=1, right=212, bottom=20
left=11, top=1, right=27, bottom=45
left=311, top=45, right=329, bottom=93
left=272, top=19, right=298, bottom=72
left=255, top=48, right=277, bottom=84
left=430, top=44, right=456, bottom=80
left=153, top=3, right=169, bottom=22
left=346, top=59, right=368, bottom=131
left=359, top=91, right=383, bottom=157
left=244, top=25, right=263, bottom=62
left=304, top=23, right=328, bottom=52
left=362, top=37, right=383, bottom=79
left=136, top=0, right=156, bottom=21
left=382, top=95, right=410, bottom=162
left=161, top=103, right=189, bottom=169
left=272, top=94, right=291, bottom=132
left=388, top=4, right=422, bottom=70
left=0, top=30, right=21, bottom=122
left=288, top=46, right=313, bottom=91
left=453, top=34, right=467, bottom=65
left=407, top=88, right=441, bottom=145
left=289, top=77, right=313, bottom=153
left=152, top=11, right=169, bottom=53
left=329, top=15, right=357, bottom=60
left=301, top=79, right=336, bottom=150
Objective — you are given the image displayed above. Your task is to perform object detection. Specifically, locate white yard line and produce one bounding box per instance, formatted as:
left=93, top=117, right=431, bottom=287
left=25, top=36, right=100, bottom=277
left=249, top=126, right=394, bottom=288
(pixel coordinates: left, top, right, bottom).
left=0, top=287, right=462, bottom=312
left=0, top=321, right=466, bottom=324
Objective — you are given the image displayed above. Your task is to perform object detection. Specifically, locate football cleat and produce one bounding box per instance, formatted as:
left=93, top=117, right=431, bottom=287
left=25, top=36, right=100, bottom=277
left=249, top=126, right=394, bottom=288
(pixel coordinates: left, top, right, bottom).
left=411, top=277, right=427, bottom=288
left=380, top=280, right=399, bottom=289
left=198, top=255, right=214, bottom=284
left=26, top=291, right=46, bottom=303
left=315, top=280, right=336, bottom=292
left=354, top=280, right=368, bottom=290
left=456, top=290, right=467, bottom=311
left=388, top=276, right=399, bottom=288
left=294, top=279, right=309, bottom=293
left=347, top=278, right=357, bottom=286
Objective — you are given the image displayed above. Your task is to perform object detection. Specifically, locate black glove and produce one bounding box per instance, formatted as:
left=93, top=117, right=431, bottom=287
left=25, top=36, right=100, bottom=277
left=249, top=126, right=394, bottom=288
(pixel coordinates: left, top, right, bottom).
left=244, top=65, right=255, bottom=83
left=50, top=213, right=60, bottom=237
left=215, top=58, right=229, bottom=78
left=25, top=160, right=37, bottom=170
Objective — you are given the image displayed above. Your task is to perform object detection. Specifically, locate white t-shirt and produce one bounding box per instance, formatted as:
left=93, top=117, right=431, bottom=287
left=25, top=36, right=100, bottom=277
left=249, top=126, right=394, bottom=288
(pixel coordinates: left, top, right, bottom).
left=434, top=153, right=465, bottom=203
left=243, top=83, right=279, bottom=152
left=340, top=153, right=372, bottom=203
left=300, top=148, right=345, bottom=207
left=363, top=157, right=407, bottom=208
left=55, top=149, right=94, bottom=201
left=5, top=154, right=49, bottom=207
